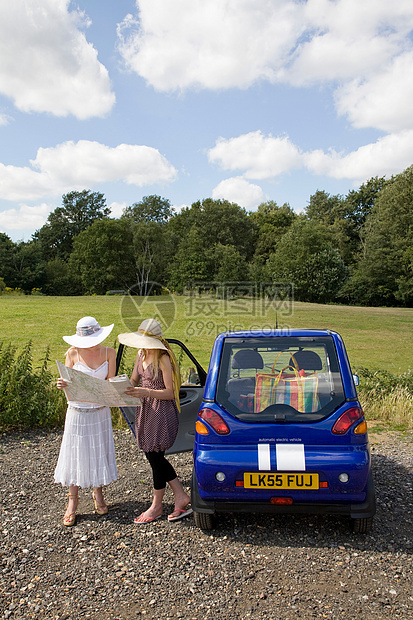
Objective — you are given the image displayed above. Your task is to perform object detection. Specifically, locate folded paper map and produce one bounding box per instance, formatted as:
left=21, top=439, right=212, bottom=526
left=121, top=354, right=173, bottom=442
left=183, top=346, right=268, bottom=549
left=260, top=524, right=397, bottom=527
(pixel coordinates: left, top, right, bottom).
left=56, top=361, right=140, bottom=407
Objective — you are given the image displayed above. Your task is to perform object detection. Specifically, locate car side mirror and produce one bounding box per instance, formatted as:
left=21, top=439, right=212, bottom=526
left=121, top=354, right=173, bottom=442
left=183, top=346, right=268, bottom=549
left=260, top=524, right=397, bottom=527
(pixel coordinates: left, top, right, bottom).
left=188, top=372, right=200, bottom=385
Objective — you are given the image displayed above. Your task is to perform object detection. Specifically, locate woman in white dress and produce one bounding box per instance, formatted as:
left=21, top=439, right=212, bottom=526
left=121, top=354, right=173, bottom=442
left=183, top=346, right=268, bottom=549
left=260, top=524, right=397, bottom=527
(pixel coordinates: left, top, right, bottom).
left=54, top=316, right=118, bottom=526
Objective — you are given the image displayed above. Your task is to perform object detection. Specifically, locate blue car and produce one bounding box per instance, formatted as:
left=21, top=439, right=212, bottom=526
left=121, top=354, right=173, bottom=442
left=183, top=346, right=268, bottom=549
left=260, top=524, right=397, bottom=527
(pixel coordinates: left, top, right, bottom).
left=191, top=329, right=376, bottom=533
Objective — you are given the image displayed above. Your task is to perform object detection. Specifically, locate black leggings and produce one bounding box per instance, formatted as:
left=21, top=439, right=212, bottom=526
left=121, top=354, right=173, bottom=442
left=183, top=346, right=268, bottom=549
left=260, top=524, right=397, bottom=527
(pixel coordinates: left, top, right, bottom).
left=144, top=451, right=177, bottom=490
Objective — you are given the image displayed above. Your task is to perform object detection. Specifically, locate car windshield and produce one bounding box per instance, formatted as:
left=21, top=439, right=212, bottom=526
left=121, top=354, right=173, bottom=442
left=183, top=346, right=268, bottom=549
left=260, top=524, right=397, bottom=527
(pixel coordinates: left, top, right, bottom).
left=216, top=336, right=345, bottom=423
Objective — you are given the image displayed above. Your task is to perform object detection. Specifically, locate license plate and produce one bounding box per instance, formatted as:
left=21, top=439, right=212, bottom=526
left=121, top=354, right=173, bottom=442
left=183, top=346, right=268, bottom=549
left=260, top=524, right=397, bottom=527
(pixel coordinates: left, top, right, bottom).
left=244, top=472, right=319, bottom=489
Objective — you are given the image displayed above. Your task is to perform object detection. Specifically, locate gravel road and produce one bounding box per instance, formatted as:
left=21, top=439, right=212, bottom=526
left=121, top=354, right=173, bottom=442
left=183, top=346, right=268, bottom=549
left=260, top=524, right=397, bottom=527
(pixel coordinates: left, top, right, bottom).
left=0, top=427, right=412, bottom=620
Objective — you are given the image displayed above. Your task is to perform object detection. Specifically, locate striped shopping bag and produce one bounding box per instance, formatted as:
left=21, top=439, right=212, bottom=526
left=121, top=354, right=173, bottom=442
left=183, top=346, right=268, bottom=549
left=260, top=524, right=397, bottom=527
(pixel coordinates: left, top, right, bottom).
left=254, top=364, right=319, bottom=413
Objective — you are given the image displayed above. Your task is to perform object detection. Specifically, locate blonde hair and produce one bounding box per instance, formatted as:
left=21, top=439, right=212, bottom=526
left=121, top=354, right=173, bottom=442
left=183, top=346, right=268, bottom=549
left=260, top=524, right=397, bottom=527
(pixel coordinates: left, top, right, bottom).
left=140, top=348, right=164, bottom=379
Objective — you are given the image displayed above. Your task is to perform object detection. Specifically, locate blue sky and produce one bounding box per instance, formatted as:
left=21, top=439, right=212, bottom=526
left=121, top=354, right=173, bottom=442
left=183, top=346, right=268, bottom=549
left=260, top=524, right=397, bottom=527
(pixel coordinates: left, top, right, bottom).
left=1, top=0, right=413, bottom=242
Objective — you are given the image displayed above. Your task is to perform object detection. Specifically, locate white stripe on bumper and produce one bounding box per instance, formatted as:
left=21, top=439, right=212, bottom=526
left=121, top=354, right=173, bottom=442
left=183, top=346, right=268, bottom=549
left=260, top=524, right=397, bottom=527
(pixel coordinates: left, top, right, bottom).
left=276, top=444, right=305, bottom=471
left=258, top=443, right=271, bottom=470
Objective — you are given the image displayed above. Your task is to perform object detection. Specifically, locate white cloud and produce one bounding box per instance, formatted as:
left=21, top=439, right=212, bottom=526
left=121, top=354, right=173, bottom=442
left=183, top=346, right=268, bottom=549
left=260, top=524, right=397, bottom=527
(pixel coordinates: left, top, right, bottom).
left=304, top=130, right=413, bottom=180
left=284, top=30, right=398, bottom=86
left=109, top=202, right=128, bottom=219
left=0, top=140, right=178, bottom=201
left=118, top=1, right=413, bottom=89
left=208, top=129, right=413, bottom=184
left=0, top=0, right=115, bottom=118
left=212, top=177, right=265, bottom=209
left=335, top=52, right=413, bottom=133
left=0, top=113, right=9, bottom=126
left=34, top=141, right=178, bottom=187
left=0, top=163, right=54, bottom=202
left=0, top=203, right=52, bottom=232
left=208, top=131, right=302, bottom=179
left=287, top=0, right=413, bottom=85
left=117, top=0, right=305, bottom=91
left=118, top=0, right=413, bottom=136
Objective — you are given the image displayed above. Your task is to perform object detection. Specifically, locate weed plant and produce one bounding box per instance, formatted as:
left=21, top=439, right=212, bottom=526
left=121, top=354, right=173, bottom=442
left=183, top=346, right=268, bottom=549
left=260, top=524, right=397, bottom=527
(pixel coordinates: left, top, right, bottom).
left=360, top=386, right=413, bottom=430
left=1, top=339, right=412, bottom=431
left=0, top=341, right=66, bottom=430
left=357, top=367, right=413, bottom=430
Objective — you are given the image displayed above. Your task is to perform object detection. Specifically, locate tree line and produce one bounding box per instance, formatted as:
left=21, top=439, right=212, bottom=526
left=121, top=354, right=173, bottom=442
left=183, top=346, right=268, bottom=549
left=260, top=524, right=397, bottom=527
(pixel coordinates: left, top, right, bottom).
left=1, top=164, right=413, bottom=306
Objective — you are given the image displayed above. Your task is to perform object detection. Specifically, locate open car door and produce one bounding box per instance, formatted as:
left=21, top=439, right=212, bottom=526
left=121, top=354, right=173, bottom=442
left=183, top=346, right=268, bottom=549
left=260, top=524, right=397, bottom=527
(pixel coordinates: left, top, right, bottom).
left=115, top=339, right=206, bottom=454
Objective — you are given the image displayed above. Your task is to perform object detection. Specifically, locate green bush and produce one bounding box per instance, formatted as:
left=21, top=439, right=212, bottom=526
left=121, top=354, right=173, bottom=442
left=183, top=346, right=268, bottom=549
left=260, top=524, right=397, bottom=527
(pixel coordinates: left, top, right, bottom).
left=0, top=341, right=66, bottom=429
left=357, top=367, right=413, bottom=396
left=357, top=367, right=413, bottom=430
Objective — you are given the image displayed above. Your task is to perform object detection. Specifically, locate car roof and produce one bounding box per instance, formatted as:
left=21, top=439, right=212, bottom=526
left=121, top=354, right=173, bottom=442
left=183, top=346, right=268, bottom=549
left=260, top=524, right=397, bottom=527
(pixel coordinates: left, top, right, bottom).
left=219, top=328, right=336, bottom=338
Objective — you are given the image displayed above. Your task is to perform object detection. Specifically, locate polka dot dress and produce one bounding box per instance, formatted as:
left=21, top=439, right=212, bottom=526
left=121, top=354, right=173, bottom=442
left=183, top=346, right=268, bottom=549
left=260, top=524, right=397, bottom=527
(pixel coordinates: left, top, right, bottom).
left=135, top=354, right=179, bottom=453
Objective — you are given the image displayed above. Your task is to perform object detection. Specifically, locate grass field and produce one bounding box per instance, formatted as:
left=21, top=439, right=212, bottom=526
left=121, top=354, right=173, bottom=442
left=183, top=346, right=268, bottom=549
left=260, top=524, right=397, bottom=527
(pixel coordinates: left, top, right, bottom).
left=0, top=293, right=412, bottom=374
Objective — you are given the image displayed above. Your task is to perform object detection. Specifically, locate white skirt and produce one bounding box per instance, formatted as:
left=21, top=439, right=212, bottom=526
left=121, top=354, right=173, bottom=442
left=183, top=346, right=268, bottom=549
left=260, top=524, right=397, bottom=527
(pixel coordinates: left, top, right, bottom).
left=54, top=406, right=118, bottom=488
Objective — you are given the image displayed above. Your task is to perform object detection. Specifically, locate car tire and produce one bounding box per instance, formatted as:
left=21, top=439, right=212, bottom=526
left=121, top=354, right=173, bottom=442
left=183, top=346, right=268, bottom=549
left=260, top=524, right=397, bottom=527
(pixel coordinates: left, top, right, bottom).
left=351, top=516, right=374, bottom=534
left=194, top=510, right=215, bottom=530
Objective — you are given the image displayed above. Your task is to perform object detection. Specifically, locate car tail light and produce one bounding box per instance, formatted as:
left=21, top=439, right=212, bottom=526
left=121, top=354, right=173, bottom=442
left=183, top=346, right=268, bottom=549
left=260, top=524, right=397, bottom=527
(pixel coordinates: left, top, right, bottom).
left=354, top=420, right=368, bottom=435
left=270, top=497, right=293, bottom=505
left=332, top=407, right=364, bottom=435
left=196, top=420, right=209, bottom=435
left=199, top=408, right=230, bottom=435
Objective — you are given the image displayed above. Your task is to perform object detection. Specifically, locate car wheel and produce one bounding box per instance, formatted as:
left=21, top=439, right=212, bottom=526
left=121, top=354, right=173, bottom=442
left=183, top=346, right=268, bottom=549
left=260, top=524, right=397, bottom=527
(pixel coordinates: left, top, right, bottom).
left=351, top=517, right=373, bottom=534
left=194, top=510, right=215, bottom=530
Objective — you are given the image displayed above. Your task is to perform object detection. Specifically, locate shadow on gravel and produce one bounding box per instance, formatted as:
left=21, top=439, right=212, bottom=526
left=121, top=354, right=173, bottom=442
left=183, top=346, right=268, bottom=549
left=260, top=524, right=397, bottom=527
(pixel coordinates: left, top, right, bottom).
left=56, top=503, right=149, bottom=526
left=97, top=501, right=170, bottom=524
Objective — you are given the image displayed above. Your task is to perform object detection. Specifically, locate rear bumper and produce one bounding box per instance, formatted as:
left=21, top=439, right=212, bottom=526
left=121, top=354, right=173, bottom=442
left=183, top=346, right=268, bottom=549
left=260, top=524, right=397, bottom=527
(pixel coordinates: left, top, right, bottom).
left=194, top=442, right=372, bottom=497
left=191, top=469, right=376, bottom=519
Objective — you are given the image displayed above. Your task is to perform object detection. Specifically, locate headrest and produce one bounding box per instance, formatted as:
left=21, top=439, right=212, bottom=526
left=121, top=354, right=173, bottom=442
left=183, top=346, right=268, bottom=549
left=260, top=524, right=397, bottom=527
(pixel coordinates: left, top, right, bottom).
left=290, top=350, right=323, bottom=371
left=232, top=349, right=264, bottom=370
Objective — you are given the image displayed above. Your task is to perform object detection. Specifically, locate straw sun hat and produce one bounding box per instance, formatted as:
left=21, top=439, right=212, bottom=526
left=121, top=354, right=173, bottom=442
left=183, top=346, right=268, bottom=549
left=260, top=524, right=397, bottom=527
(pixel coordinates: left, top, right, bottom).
left=63, top=316, right=114, bottom=349
left=117, top=319, right=167, bottom=350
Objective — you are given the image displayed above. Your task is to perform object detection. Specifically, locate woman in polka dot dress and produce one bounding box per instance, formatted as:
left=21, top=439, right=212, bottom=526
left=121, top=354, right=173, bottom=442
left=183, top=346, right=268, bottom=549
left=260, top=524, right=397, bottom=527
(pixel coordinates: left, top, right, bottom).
left=119, top=319, right=192, bottom=524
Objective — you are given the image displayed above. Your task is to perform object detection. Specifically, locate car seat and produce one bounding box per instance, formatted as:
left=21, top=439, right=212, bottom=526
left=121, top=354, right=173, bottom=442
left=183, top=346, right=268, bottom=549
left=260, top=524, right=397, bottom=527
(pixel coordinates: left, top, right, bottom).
left=289, top=350, right=323, bottom=372
left=227, top=349, right=264, bottom=410
left=232, top=349, right=264, bottom=374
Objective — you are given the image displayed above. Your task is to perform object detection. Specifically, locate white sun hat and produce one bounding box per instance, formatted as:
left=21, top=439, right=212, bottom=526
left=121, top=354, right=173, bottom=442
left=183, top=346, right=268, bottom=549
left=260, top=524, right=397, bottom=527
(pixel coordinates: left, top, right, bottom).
left=117, top=318, right=167, bottom=350
left=63, top=316, right=114, bottom=348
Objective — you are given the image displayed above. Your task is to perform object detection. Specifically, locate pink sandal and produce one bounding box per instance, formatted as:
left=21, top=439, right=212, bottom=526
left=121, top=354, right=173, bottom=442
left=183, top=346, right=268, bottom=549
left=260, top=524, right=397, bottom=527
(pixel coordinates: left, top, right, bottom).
left=134, top=512, right=162, bottom=524
left=168, top=507, right=193, bottom=522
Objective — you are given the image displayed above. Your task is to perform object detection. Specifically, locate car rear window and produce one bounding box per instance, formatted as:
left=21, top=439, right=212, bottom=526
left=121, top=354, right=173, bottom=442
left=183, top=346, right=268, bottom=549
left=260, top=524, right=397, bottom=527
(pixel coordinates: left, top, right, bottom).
left=215, top=336, right=345, bottom=423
